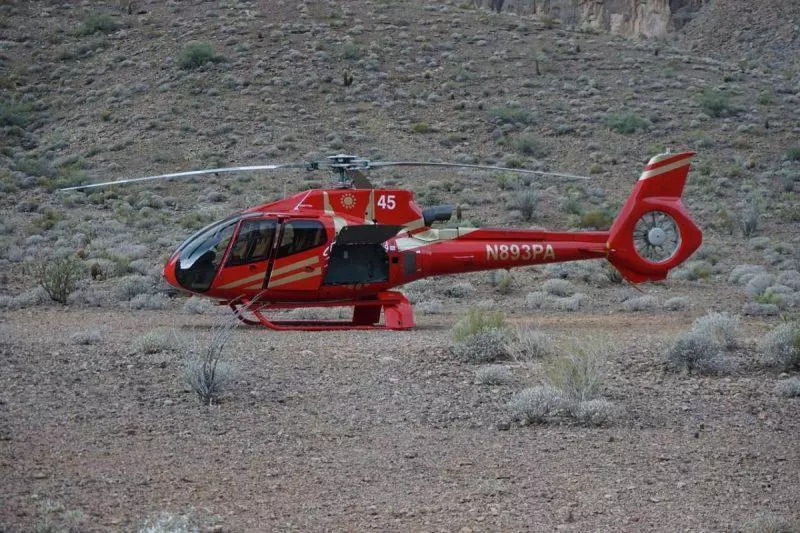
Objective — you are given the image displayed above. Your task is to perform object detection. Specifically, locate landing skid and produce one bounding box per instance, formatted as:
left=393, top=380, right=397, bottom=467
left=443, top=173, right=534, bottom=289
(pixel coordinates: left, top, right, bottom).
left=228, top=291, right=415, bottom=331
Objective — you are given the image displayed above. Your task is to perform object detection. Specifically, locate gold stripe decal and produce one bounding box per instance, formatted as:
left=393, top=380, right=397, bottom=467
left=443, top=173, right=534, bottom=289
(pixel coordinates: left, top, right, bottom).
left=270, top=256, right=319, bottom=277
left=268, top=267, right=322, bottom=288
left=638, top=158, right=692, bottom=181
left=219, top=271, right=266, bottom=290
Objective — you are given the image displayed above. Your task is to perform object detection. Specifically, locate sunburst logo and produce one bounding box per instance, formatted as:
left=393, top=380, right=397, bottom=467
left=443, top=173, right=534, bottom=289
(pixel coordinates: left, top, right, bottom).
left=340, top=192, right=356, bottom=210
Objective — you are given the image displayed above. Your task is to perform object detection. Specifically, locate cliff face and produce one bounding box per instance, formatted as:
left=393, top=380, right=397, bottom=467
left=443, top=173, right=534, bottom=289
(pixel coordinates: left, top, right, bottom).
left=506, top=0, right=706, bottom=38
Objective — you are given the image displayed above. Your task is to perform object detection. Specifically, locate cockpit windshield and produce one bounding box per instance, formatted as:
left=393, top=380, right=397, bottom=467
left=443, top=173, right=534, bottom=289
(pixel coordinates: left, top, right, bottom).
left=174, top=215, right=241, bottom=292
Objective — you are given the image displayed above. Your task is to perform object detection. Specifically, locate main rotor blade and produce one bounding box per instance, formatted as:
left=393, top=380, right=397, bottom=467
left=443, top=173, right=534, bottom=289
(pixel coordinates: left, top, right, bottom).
left=367, top=161, right=590, bottom=181
left=59, top=163, right=314, bottom=191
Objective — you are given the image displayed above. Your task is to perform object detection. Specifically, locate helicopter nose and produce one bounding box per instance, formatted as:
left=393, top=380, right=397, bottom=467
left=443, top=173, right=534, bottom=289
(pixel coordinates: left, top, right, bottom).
left=163, top=253, right=180, bottom=290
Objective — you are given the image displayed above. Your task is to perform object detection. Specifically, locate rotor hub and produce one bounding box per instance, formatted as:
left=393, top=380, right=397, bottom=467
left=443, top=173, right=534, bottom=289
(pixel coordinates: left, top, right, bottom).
left=647, top=227, right=667, bottom=246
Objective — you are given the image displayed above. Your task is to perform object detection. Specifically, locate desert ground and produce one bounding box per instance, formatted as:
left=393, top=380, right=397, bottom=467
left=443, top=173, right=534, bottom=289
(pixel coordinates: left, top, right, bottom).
left=1, top=0, right=799, bottom=531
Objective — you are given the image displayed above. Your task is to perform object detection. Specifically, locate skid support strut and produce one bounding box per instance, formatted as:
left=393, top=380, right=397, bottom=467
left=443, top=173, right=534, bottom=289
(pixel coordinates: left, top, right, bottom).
left=228, top=291, right=414, bottom=331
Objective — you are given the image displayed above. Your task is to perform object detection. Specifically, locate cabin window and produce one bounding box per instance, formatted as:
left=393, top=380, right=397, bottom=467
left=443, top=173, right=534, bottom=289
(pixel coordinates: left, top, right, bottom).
left=227, top=219, right=277, bottom=266
left=175, top=221, right=237, bottom=292
left=275, top=220, right=327, bottom=258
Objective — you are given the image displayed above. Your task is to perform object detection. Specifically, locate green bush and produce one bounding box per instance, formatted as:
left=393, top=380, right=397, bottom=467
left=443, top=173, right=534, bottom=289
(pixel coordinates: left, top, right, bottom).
left=500, top=134, right=548, bottom=157
left=452, top=307, right=506, bottom=342
left=698, top=88, right=733, bottom=117
left=0, top=99, right=32, bottom=127
left=604, top=113, right=650, bottom=134
left=514, top=190, right=539, bottom=221
left=410, top=121, right=430, bottom=133
left=545, top=346, right=605, bottom=408
left=178, top=41, right=224, bottom=70
left=488, top=106, right=533, bottom=125
left=73, top=13, right=119, bottom=36
left=577, top=209, right=614, bottom=229
left=785, top=147, right=800, bottom=161
left=36, top=257, right=83, bottom=304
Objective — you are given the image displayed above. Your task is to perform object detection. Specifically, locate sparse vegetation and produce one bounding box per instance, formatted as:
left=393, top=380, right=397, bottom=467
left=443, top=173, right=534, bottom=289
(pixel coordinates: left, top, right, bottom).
left=691, top=312, right=740, bottom=350
left=698, top=88, right=733, bottom=117
left=70, top=328, right=105, bottom=345
left=739, top=512, right=798, bottom=533
left=514, top=190, right=539, bottom=221
left=775, top=377, right=800, bottom=397
left=760, top=322, right=800, bottom=371
left=475, top=364, right=513, bottom=385
left=604, top=112, right=650, bottom=134
left=184, top=320, right=238, bottom=405
left=664, top=330, right=729, bottom=375
left=73, top=13, right=119, bottom=36
left=488, top=105, right=533, bottom=125
left=506, top=327, right=555, bottom=361
left=507, top=385, right=564, bottom=424
left=545, top=345, right=605, bottom=411
left=177, top=41, right=224, bottom=70
left=577, top=209, right=614, bottom=230
left=36, top=257, right=83, bottom=304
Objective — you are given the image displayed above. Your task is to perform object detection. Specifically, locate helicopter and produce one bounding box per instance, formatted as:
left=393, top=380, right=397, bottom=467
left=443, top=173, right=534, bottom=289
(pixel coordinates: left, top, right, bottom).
left=62, top=151, right=701, bottom=330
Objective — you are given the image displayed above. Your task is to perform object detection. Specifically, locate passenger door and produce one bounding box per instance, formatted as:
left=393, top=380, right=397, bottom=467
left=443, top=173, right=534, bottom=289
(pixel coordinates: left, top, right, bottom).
left=267, top=219, right=328, bottom=291
left=213, top=216, right=277, bottom=297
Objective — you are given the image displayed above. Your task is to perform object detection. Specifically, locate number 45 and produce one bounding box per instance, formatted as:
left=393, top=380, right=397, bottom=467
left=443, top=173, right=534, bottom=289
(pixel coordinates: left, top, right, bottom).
left=377, top=194, right=396, bottom=210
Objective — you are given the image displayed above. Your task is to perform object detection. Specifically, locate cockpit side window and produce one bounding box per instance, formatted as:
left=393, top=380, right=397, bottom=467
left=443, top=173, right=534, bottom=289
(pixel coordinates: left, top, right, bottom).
left=227, top=219, right=277, bottom=266
left=275, top=220, right=327, bottom=258
left=175, top=221, right=237, bottom=292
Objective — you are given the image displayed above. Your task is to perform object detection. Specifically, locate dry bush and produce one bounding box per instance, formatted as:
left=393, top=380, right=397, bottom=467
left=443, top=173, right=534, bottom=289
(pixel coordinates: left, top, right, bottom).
left=136, top=329, right=184, bottom=355
left=664, top=331, right=730, bottom=375
left=36, top=257, right=83, bottom=304
left=621, top=295, right=658, bottom=312
left=545, top=344, right=605, bottom=410
left=760, top=322, right=800, bottom=371
left=475, top=364, right=513, bottom=385
left=182, top=296, right=214, bottom=315
left=416, top=299, right=444, bottom=315
left=739, top=512, right=799, bottom=533
left=130, top=293, right=170, bottom=310
left=664, top=296, right=692, bottom=311
left=507, top=327, right=554, bottom=361
left=574, top=399, right=616, bottom=426
left=542, top=278, right=574, bottom=297
left=507, top=385, right=565, bottom=424
left=691, top=311, right=740, bottom=350
left=184, top=320, right=238, bottom=405
left=453, top=329, right=511, bottom=363
left=70, top=328, right=104, bottom=345
left=775, top=377, right=800, bottom=398
left=443, top=281, right=476, bottom=298
left=729, top=264, right=767, bottom=285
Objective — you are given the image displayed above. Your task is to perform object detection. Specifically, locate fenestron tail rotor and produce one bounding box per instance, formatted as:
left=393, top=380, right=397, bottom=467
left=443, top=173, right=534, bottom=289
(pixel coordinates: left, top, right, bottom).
left=633, top=210, right=681, bottom=264
left=58, top=153, right=590, bottom=192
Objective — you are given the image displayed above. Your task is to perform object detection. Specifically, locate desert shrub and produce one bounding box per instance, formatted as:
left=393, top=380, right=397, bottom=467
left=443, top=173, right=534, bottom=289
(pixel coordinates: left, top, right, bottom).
left=138, top=511, right=198, bottom=533
left=488, top=105, right=533, bottom=125
left=698, top=88, right=733, bottom=117
left=129, top=293, right=170, bottom=310
left=739, top=512, right=798, bottom=533
left=577, top=209, right=614, bottom=229
left=777, top=270, right=800, bottom=290
left=0, top=99, right=32, bottom=127
left=785, top=147, right=800, bottom=162
left=573, top=399, right=616, bottom=426
left=744, top=302, right=780, bottom=316
left=739, top=205, right=761, bottom=236
left=514, top=190, right=539, bottom=221
left=452, top=307, right=506, bottom=342
left=604, top=113, right=650, bottom=134
left=73, top=13, right=119, bottom=36
left=664, top=331, right=729, bottom=375
left=621, top=295, right=658, bottom=312
left=184, top=321, right=237, bottom=405
left=760, top=322, right=800, bottom=371
left=416, top=299, right=444, bottom=315
left=115, top=274, right=154, bottom=300
left=410, top=121, right=430, bottom=134
left=178, top=41, right=224, bottom=70
left=775, top=377, right=800, bottom=398
left=545, top=346, right=605, bottom=410
left=551, top=293, right=587, bottom=312
left=746, top=274, right=773, bottom=297
left=507, top=385, right=565, bottom=424
left=664, top=297, right=691, bottom=311
left=36, top=257, right=83, bottom=304
left=475, top=364, right=513, bottom=385
left=542, top=278, right=574, bottom=297
left=524, top=291, right=547, bottom=309
left=453, top=328, right=511, bottom=363
left=507, top=327, right=554, bottom=361
left=136, top=329, right=183, bottom=355
left=729, top=264, right=767, bottom=285
left=691, top=311, right=740, bottom=350
left=182, top=296, right=214, bottom=314
left=442, top=281, right=476, bottom=298
left=500, top=134, right=548, bottom=157
left=70, top=328, right=104, bottom=345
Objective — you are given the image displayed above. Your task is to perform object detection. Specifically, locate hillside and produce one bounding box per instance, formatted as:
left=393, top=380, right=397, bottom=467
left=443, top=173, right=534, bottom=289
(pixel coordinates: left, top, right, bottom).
left=1, top=1, right=799, bottom=531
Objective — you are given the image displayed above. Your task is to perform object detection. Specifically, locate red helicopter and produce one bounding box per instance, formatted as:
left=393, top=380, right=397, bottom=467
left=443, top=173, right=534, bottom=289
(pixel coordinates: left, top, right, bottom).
left=63, top=152, right=701, bottom=330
